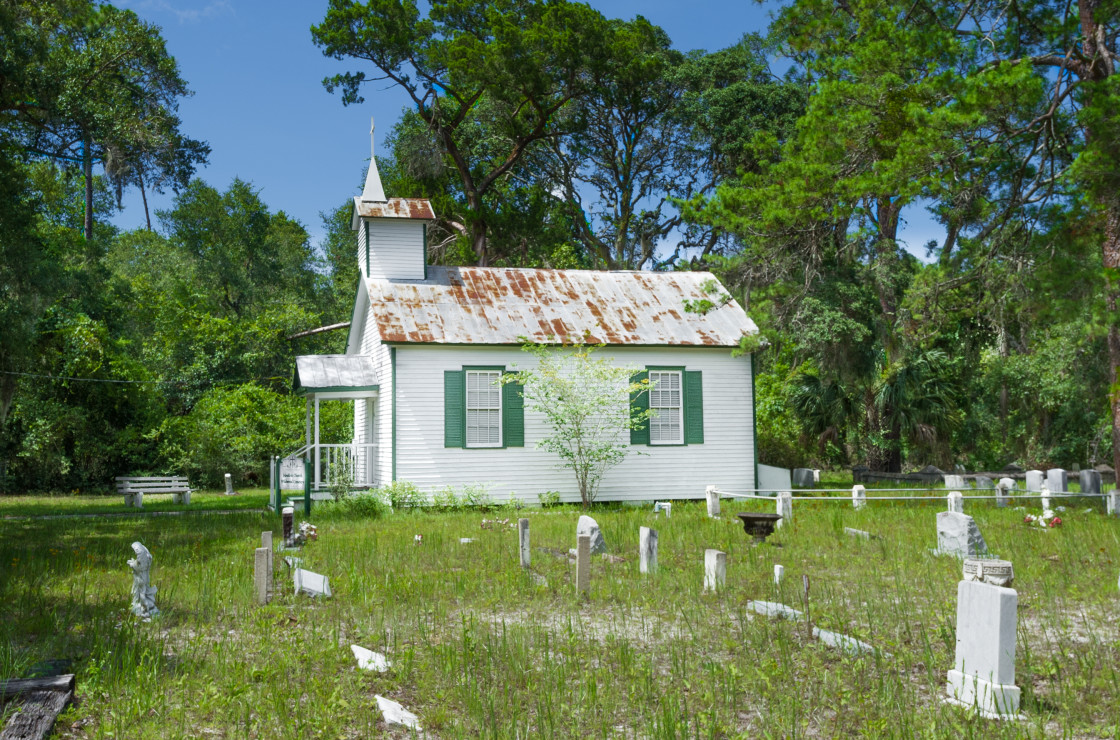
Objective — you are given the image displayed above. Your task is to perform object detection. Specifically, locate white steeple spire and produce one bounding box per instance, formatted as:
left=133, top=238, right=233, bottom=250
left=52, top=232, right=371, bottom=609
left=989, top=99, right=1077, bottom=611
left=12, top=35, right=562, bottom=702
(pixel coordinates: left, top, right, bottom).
left=361, top=117, right=386, bottom=202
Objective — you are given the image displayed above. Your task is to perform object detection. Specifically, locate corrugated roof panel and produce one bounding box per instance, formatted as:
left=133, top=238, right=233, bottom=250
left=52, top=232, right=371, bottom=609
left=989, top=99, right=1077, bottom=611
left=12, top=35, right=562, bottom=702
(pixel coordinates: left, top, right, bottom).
left=294, top=355, right=380, bottom=393
left=366, top=266, right=757, bottom=347
left=353, top=197, right=435, bottom=220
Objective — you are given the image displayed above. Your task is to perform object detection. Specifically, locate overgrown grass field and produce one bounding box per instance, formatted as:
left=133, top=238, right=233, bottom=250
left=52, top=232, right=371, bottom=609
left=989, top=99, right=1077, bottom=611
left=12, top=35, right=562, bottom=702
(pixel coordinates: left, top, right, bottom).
left=1, top=492, right=1118, bottom=738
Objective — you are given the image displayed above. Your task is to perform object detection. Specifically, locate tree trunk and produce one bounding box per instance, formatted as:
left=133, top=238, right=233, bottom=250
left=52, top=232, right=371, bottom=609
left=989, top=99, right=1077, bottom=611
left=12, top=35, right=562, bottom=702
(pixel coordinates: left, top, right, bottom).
left=139, top=173, right=151, bottom=231
left=83, top=134, right=93, bottom=241
left=1102, top=206, right=1120, bottom=475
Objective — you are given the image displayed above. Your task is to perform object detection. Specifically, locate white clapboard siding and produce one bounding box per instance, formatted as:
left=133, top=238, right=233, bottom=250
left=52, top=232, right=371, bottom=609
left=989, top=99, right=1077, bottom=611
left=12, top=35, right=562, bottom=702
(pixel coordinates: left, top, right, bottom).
left=358, top=305, right=393, bottom=486
left=353, top=218, right=425, bottom=280
left=392, top=345, right=754, bottom=503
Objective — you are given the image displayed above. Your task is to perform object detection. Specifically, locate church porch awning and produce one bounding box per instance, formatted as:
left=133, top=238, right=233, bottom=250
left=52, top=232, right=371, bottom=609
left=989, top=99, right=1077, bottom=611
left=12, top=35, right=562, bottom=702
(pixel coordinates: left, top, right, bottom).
left=293, top=355, right=379, bottom=399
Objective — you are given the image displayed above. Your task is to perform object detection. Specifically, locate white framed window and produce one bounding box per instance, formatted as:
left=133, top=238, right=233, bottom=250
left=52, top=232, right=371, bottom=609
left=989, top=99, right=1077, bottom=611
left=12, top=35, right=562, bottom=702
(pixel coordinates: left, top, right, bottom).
left=465, top=370, right=502, bottom=447
left=649, top=370, right=682, bottom=445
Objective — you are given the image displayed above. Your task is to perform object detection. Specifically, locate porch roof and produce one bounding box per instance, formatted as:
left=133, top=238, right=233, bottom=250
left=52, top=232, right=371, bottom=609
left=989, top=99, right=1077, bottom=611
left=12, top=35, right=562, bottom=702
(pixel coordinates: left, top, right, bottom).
left=293, top=355, right=379, bottom=397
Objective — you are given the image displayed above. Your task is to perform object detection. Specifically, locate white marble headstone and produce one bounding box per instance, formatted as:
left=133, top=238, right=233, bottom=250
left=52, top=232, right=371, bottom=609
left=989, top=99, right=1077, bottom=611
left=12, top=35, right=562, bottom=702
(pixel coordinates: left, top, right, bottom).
left=946, top=580, right=1020, bottom=718
left=293, top=568, right=331, bottom=597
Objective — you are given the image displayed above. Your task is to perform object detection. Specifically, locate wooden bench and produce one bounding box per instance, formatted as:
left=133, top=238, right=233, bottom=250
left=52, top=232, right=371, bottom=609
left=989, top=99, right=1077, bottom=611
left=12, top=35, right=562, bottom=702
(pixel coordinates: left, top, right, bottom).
left=115, top=476, right=193, bottom=508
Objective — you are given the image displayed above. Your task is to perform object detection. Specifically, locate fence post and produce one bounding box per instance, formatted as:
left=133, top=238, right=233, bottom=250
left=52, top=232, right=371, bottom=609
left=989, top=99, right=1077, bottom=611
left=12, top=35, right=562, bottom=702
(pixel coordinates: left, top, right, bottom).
left=303, top=459, right=312, bottom=516
left=852, top=485, right=866, bottom=509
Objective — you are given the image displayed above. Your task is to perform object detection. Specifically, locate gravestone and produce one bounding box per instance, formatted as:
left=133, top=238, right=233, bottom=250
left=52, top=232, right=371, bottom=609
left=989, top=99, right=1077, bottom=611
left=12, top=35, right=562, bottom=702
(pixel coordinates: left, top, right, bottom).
left=351, top=644, right=390, bottom=672
left=996, top=478, right=1015, bottom=508
left=775, top=492, right=793, bottom=529
left=813, top=469, right=821, bottom=483
left=773, top=564, right=784, bottom=585
left=975, top=476, right=994, bottom=490
left=792, top=468, right=815, bottom=489
left=639, top=527, right=658, bottom=574
left=1046, top=468, right=1068, bottom=493
left=962, top=558, right=1014, bottom=587
left=518, top=519, right=530, bottom=568
left=261, top=531, right=273, bottom=597
left=946, top=579, right=1020, bottom=718
left=224, top=473, right=235, bottom=495
left=254, top=548, right=270, bottom=604
left=851, top=484, right=866, bottom=509
left=852, top=465, right=870, bottom=483
left=282, top=506, right=294, bottom=546
left=705, top=485, right=720, bottom=518
left=575, top=534, right=591, bottom=596
left=576, top=515, right=606, bottom=554
left=1079, top=469, right=1102, bottom=495
left=1108, top=491, right=1119, bottom=517
left=936, top=511, right=988, bottom=559
left=703, top=549, right=726, bottom=592
left=947, top=491, right=964, bottom=513
left=1025, top=470, right=1044, bottom=492
left=375, top=696, right=421, bottom=732
left=1041, top=485, right=1052, bottom=512
left=127, top=542, right=159, bottom=619
left=748, top=600, right=802, bottom=620
left=293, top=568, right=331, bottom=597
left=944, top=474, right=969, bottom=490
left=844, top=527, right=874, bottom=540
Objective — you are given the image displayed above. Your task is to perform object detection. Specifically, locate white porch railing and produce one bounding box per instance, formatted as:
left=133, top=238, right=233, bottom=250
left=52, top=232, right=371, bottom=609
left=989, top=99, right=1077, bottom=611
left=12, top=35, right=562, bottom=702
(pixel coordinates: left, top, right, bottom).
left=279, top=443, right=378, bottom=492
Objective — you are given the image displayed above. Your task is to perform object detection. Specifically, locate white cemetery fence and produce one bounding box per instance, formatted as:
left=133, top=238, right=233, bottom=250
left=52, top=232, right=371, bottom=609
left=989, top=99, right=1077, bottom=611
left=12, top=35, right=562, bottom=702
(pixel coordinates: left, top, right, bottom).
left=707, top=475, right=1117, bottom=518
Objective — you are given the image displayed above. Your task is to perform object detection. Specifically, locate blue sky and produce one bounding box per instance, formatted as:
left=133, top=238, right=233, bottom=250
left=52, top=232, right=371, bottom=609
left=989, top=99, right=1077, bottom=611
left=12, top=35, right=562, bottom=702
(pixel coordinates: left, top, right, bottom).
left=111, top=0, right=943, bottom=258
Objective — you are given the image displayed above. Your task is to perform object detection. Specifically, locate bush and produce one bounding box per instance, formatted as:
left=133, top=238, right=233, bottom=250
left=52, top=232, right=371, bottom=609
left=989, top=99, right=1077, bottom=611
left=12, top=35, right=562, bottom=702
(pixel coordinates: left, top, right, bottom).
left=538, top=490, right=562, bottom=508
left=382, top=480, right=425, bottom=509
left=327, top=489, right=390, bottom=519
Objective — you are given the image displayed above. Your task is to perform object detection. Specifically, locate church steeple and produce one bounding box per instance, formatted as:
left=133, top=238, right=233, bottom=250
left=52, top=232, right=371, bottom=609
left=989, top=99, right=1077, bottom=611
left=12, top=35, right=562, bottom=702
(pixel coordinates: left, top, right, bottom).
left=361, top=117, right=386, bottom=202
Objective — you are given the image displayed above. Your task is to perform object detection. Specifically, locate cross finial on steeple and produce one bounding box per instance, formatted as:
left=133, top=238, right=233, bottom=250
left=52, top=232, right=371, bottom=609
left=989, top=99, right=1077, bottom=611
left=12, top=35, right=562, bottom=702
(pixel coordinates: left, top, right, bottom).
left=361, top=118, right=386, bottom=202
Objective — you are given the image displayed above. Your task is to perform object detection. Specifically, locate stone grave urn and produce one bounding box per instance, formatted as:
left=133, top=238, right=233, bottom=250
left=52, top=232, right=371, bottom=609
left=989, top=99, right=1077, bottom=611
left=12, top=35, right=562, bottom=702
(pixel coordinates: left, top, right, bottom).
left=736, top=512, right=783, bottom=545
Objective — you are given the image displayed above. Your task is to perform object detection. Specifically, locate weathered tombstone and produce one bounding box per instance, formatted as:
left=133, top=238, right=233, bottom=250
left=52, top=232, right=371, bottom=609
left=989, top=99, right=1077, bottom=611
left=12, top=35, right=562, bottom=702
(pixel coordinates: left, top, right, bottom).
left=773, top=564, right=784, bottom=585
left=375, top=695, right=421, bottom=732
left=224, top=473, right=235, bottom=495
left=703, top=549, right=726, bottom=592
left=1079, top=469, right=1102, bottom=495
left=639, top=527, right=658, bottom=574
left=254, top=548, right=270, bottom=604
left=518, top=518, right=530, bottom=568
left=775, top=492, right=793, bottom=529
left=1040, top=485, right=1052, bottom=512
left=261, top=531, right=274, bottom=598
left=293, top=568, right=331, bottom=597
left=1108, top=491, right=1119, bottom=517
left=975, top=476, right=994, bottom=490
left=575, top=534, right=591, bottom=596
left=962, top=558, right=1014, bottom=587
left=282, top=506, right=294, bottom=546
left=576, top=515, right=607, bottom=554
left=851, top=484, right=866, bottom=509
left=944, top=474, right=968, bottom=490
left=936, top=511, right=988, bottom=558
left=844, top=527, right=874, bottom=540
left=792, top=468, right=815, bottom=489
left=1025, top=469, right=1044, bottom=492
left=127, top=542, right=159, bottom=619
left=705, top=485, right=720, bottom=518
left=996, top=478, right=1015, bottom=508
left=812, top=469, right=821, bottom=483
left=947, top=491, right=964, bottom=513
left=351, top=644, right=390, bottom=672
left=1046, top=468, right=1068, bottom=493
left=851, top=465, right=870, bottom=483
left=946, top=575, right=1020, bottom=718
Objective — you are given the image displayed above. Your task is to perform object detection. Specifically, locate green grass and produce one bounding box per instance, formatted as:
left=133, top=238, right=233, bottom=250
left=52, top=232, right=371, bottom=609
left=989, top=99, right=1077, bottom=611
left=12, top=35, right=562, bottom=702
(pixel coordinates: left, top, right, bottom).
left=0, top=489, right=272, bottom=518
left=1, top=495, right=1118, bottom=738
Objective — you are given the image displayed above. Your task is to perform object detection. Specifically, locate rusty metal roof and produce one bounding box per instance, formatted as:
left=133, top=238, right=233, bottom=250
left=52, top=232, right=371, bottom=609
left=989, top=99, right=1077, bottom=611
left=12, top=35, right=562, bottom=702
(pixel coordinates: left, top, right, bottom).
left=366, top=266, right=757, bottom=346
left=293, top=355, right=379, bottom=395
left=353, top=196, right=435, bottom=220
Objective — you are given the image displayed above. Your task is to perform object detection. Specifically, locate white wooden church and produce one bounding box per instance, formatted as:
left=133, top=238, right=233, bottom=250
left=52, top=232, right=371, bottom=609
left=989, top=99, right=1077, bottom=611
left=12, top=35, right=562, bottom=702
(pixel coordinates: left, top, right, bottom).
left=290, top=129, right=760, bottom=503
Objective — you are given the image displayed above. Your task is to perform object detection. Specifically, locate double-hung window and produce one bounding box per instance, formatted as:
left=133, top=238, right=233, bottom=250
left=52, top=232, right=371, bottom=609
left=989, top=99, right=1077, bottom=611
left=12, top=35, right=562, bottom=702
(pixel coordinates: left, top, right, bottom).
left=648, top=370, right=683, bottom=445
left=465, top=370, right=502, bottom=447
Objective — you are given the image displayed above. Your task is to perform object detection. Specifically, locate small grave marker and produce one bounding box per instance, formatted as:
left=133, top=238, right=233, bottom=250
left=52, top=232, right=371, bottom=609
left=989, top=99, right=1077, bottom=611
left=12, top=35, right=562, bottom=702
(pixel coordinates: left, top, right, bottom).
left=1108, top=491, right=1119, bottom=517
left=375, top=695, right=421, bottom=732
left=947, top=491, right=964, bottom=513
left=773, top=564, right=783, bottom=585
left=936, top=511, right=988, bottom=559
left=282, top=506, right=294, bottom=546
left=1079, top=469, right=1102, bottom=495
left=851, top=485, right=866, bottom=509
left=224, top=473, right=235, bottom=495
left=1046, top=468, right=1068, bottom=493
left=351, top=644, right=390, bottom=672
left=792, top=468, right=815, bottom=488
left=775, top=492, right=793, bottom=528
left=575, top=534, right=591, bottom=596
left=576, top=515, right=606, bottom=554
left=703, top=549, right=726, bottom=592
left=1025, top=469, right=1044, bottom=492
left=944, top=474, right=968, bottom=490
left=254, top=547, right=270, bottom=604
left=293, top=568, right=331, bottom=598
left=639, top=527, right=658, bottom=574
left=518, top=518, right=530, bottom=568
left=996, top=478, right=1014, bottom=508
left=705, top=485, right=720, bottom=518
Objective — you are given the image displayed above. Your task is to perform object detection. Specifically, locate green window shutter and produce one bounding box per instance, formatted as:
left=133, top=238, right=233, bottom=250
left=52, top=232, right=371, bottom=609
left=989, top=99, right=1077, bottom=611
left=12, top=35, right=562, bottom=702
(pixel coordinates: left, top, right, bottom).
left=444, top=370, right=465, bottom=448
left=502, top=374, right=524, bottom=447
left=684, top=370, right=704, bottom=444
left=630, top=370, right=650, bottom=446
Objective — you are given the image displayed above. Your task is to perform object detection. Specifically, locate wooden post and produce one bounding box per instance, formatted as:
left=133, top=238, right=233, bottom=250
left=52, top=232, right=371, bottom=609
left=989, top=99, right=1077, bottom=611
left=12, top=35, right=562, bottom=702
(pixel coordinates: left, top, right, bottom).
left=314, top=396, right=321, bottom=493
left=576, top=534, right=591, bottom=597
left=261, top=531, right=274, bottom=596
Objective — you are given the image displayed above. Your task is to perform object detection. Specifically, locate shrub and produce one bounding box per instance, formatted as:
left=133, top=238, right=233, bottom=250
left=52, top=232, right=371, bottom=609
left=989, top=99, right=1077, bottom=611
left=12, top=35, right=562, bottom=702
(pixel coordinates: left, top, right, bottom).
left=382, top=480, right=425, bottom=509
left=328, top=489, right=390, bottom=519
left=538, top=490, right=562, bottom=508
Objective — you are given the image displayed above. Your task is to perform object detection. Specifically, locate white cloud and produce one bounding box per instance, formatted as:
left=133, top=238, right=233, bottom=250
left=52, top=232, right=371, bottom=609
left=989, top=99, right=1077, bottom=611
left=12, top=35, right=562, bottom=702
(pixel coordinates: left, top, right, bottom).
left=121, top=0, right=234, bottom=24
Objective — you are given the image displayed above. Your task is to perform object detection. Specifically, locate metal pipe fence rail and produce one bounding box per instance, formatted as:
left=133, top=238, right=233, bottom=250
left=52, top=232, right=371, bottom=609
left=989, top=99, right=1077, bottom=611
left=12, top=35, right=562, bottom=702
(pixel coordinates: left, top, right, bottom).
left=715, top=489, right=1112, bottom=502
